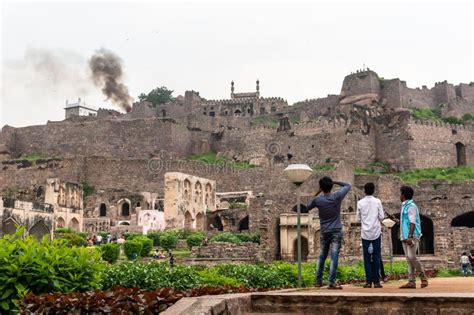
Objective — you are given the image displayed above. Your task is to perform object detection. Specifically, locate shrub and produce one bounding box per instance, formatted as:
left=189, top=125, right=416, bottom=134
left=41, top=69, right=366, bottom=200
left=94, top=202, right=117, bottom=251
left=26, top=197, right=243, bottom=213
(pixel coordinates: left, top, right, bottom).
left=123, top=240, right=143, bottom=260
left=186, top=233, right=205, bottom=250
left=437, top=267, right=463, bottom=277
left=101, top=262, right=202, bottom=290
left=81, top=182, right=95, bottom=198
left=211, top=232, right=241, bottom=245
left=124, top=232, right=142, bottom=241
left=134, top=236, right=153, bottom=257
left=234, top=232, right=260, bottom=244
left=198, top=268, right=242, bottom=287
left=55, top=232, right=87, bottom=247
left=159, top=232, right=178, bottom=251
left=100, top=243, right=120, bottom=263
left=147, top=232, right=161, bottom=246
left=229, top=202, right=248, bottom=209
left=0, top=228, right=104, bottom=312
left=55, top=227, right=73, bottom=234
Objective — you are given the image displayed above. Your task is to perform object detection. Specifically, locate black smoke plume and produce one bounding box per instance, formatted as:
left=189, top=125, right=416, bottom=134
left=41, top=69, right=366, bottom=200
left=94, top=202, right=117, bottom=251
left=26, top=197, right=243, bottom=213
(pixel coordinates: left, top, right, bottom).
left=89, top=48, right=133, bottom=112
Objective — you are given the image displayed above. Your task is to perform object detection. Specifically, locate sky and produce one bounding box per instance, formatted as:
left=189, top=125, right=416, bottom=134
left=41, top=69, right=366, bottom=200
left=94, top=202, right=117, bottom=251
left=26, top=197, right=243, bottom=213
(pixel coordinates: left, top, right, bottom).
left=1, top=0, right=473, bottom=127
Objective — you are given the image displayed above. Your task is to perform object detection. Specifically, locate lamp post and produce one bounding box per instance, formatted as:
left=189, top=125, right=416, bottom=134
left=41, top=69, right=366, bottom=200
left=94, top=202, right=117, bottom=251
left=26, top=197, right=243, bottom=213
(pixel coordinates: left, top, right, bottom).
left=382, top=218, right=396, bottom=275
left=284, top=164, right=313, bottom=287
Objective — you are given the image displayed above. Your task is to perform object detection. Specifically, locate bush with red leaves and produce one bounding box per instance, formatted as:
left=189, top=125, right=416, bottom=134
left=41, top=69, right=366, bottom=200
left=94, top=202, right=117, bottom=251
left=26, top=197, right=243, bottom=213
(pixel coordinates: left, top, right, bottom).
left=20, top=286, right=269, bottom=314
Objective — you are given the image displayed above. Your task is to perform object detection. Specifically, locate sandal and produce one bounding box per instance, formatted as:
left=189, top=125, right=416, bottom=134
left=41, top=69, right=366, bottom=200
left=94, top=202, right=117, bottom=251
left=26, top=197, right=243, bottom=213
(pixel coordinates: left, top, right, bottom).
left=328, top=284, right=343, bottom=290
left=373, top=283, right=383, bottom=288
left=421, top=279, right=428, bottom=288
left=363, top=283, right=372, bottom=288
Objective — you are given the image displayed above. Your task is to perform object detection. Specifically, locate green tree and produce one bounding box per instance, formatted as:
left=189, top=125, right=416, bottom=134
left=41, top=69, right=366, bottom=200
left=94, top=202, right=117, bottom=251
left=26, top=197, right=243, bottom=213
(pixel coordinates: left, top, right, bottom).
left=138, top=86, right=174, bottom=106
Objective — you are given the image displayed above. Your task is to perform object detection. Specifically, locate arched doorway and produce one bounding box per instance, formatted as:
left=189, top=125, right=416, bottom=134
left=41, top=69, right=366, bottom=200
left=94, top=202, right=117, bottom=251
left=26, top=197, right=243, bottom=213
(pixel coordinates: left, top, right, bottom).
left=391, top=214, right=434, bottom=255
left=451, top=211, right=474, bottom=228
left=293, top=236, right=309, bottom=262
left=456, top=142, right=466, bottom=166
left=69, top=218, right=80, bottom=232
left=184, top=211, right=193, bottom=230
left=238, top=215, right=249, bottom=231
left=99, top=203, right=107, bottom=217
left=210, top=215, right=224, bottom=231
left=234, top=109, right=242, bottom=117
left=196, top=212, right=205, bottom=231
left=57, top=217, right=66, bottom=228
left=29, top=220, right=50, bottom=241
left=292, top=204, right=308, bottom=214
left=121, top=203, right=130, bottom=217
left=2, top=217, right=19, bottom=235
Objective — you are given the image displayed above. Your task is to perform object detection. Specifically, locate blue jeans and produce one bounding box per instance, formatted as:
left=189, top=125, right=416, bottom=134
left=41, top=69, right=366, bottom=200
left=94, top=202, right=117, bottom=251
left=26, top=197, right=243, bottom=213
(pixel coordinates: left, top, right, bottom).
left=316, top=230, right=343, bottom=285
left=461, top=264, right=469, bottom=276
left=362, top=236, right=381, bottom=284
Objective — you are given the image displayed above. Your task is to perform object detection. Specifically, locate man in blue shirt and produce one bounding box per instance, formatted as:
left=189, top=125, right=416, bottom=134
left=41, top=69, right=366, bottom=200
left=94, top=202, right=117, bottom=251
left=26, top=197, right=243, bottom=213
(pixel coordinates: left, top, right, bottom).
left=307, top=176, right=352, bottom=289
left=398, top=185, right=428, bottom=289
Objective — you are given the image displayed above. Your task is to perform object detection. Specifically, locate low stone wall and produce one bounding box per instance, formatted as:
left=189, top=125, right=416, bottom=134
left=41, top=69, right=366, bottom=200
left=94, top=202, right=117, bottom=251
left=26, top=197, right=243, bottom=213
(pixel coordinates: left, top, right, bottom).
left=188, top=242, right=264, bottom=263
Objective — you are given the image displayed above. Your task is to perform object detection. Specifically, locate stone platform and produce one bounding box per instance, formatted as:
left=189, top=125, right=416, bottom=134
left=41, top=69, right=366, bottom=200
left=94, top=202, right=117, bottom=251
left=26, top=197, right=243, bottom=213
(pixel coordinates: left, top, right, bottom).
left=163, top=278, right=474, bottom=314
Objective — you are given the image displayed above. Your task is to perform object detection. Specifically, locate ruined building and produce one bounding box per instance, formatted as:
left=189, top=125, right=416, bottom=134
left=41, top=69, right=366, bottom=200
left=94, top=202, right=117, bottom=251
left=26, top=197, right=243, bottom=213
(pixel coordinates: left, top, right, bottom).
left=0, top=69, right=473, bottom=267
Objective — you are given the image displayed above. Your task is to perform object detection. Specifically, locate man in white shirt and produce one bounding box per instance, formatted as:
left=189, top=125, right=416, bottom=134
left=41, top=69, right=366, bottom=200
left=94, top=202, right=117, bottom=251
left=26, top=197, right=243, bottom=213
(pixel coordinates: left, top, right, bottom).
left=357, top=182, right=385, bottom=288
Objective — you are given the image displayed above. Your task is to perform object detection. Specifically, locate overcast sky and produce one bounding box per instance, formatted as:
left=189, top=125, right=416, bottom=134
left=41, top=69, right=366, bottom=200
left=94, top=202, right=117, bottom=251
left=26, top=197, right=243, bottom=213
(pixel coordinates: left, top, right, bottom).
left=1, top=0, right=473, bottom=127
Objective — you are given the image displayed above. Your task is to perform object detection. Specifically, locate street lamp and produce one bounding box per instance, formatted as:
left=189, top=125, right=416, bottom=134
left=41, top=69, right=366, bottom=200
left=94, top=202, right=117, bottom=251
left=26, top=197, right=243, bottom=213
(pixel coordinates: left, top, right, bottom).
left=382, top=218, right=396, bottom=275
left=284, top=164, right=313, bottom=287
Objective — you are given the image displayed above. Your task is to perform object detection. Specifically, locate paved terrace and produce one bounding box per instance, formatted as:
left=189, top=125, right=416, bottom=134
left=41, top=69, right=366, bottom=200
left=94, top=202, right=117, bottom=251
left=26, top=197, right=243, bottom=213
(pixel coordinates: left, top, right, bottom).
left=163, top=277, right=474, bottom=314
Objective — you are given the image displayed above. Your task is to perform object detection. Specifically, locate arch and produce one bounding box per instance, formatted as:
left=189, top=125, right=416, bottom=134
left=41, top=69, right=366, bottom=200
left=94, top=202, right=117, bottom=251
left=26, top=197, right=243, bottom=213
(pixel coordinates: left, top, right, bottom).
left=68, top=218, right=80, bottom=232
left=119, top=221, right=130, bottom=226
left=238, top=215, right=249, bottom=231
left=196, top=212, right=205, bottom=231
left=234, top=109, right=242, bottom=117
left=184, top=179, right=191, bottom=201
left=291, top=204, right=308, bottom=214
left=2, top=217, right=19, bottom=235
left=451, top=211, right=474, bottom=228
left=121, top=203, right=130, bottom=217
left=391, top=214, right=434, bottom=255
left=293, top=236, right=309, bottom=262
left=29, top=220, right=50, bottom=241
left=210, top=215, right=223, bottom=231
left=194, top=181, right=202, bottom=204
left=57, top=217, right=66, bottom=228
left=161, top=109, right=167, bottom=117
left=456, top=142, right=466, bottom=166
left=99, top=203, right=107, bottom=217
left=184, top=211, right=193, bottom=230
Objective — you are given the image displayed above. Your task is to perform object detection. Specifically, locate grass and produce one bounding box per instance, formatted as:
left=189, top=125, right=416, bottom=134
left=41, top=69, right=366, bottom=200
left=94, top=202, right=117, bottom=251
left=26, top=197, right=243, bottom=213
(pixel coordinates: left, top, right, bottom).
left=229, top=202, right=248, bottom=209
left=253, top=115, right=279, bottom=128
left=355, top=163, right=474, bottom=184
left=411, top=107, right=473, bottom=125
left=186, top=152, right=256, bottom=170
left=396, top=166, right=474, bottom=184
left=21, top=152, right=44, bottom=161
left=354, top=161, right=391, bottom=175
left=312, top=164, right=336, bottom=171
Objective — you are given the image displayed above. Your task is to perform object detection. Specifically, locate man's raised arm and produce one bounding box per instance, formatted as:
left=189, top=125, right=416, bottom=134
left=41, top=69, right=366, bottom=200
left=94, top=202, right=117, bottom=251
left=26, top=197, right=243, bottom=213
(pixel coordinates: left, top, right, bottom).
left=333, top=181, right=352, bottom=200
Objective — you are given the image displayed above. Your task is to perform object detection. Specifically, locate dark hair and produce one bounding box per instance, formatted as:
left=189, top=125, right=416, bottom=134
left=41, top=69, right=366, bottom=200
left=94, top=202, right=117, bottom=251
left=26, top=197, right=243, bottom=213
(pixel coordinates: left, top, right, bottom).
left=463, top=252, right=467, bottom=256
left=364, top=182, right=375, bottom=195
left=319, top=176, right=334, bottom=193
left=400, top=185, right=414, bottom=200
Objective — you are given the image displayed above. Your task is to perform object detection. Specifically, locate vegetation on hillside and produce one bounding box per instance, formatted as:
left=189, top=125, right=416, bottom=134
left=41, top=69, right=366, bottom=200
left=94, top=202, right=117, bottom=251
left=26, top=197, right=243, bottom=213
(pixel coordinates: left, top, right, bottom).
left=355, top=163, right=474, bottom=184
left=186, top=151, right=256, bottom=170
left=312, top=164, right=336, bottom=171
left=411, top=107, right=473, bottom=125
left=253, top=115, right=279, bottom=128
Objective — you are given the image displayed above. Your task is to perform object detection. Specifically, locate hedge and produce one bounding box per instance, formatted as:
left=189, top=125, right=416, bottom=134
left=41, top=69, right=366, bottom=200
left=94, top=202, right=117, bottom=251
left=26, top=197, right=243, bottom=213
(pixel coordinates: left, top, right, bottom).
left=186, top=233, right=204, bottom=250
left=134, top=236, right=153, bottom=257
left=100, top=244, right=120, bottom=263
left=123, top=240, right=143, bottom=260
left=159, top=232, right=178, bottom=251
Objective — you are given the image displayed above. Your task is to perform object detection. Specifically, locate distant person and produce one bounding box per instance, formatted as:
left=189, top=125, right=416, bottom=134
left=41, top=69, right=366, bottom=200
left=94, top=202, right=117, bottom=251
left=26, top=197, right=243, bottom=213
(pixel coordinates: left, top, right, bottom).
left=169, top=251, right=175, bottom=268
left=398, top=186, right=428, bottom=289
left=153, top=249, right=160, bottom=259
left=96, top=234, right=103, bottom=246
left=159, top=250, right=166, bottom=259
left=307, top=176, right=352, bottom=290
left=460, top=252, right=470, bottom=277
left=117, top=235, right=125, bottom=245
left=356, top=182, right=385, bottom=288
